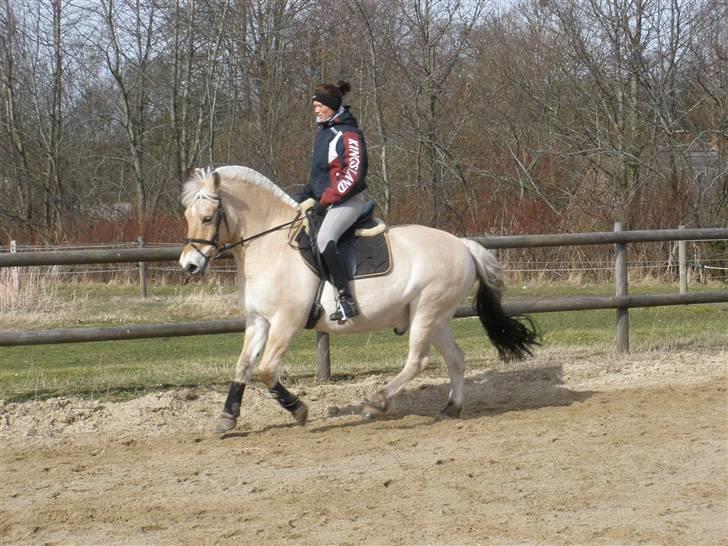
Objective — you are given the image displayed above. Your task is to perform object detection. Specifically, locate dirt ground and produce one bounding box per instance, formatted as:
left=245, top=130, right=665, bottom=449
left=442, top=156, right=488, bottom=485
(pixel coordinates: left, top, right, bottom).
left=1, top=349, right=726, bottom=545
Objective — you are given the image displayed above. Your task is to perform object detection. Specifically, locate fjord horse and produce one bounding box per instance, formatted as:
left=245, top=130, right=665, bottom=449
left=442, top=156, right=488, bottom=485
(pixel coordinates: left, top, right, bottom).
left=179, top=166, right=538, bottom=432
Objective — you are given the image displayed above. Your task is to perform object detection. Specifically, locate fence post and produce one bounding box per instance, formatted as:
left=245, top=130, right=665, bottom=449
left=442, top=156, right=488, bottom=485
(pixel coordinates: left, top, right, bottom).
left=678, top=225, right=687, bottom=295
left=316, top=331, right=331, bottom=381
left=10, top=240, right=20, bottom=291
left=138, top=236, right=147, bottom=298
left=614, top=222, right=629, bottom=354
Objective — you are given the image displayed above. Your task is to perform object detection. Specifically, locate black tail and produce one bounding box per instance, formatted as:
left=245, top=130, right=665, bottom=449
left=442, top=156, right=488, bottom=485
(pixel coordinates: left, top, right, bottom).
left=475, top=282, right=540, bottom=361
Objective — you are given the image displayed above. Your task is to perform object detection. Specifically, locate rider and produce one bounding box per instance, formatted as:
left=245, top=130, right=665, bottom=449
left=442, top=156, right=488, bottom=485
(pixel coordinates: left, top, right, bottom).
left=292, top=80, right=370, bottom=322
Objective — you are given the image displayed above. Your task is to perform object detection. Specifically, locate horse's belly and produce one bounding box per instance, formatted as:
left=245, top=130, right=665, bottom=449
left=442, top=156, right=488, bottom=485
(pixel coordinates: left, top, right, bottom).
left=319, top=281, right=409, bottom=334
left=320, top=226, right=476, bottom=335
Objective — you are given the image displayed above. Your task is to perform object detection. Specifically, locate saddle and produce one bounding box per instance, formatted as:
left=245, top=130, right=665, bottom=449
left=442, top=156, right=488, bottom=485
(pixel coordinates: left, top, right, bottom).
left=295, top=201, right=392, bottom=280
left=294, top=202, right=392, bottom=328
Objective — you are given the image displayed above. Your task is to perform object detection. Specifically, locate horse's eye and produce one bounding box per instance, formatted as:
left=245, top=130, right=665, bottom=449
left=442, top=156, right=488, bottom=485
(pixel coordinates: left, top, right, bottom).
left=202, top=216, right=213, bottom=224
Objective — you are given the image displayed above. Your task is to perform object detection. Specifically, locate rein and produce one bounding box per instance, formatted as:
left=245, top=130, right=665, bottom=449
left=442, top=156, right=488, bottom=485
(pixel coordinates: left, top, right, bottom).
left=184, top=194, right=301, bottom=263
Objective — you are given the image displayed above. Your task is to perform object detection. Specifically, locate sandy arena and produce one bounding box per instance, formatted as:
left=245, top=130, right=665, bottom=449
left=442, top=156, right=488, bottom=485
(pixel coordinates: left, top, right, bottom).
left=1, top=349, right=726, bottom=545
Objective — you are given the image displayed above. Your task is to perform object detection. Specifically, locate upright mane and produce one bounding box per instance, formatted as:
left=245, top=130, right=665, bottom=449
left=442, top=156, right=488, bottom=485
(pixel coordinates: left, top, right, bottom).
left=181, top=165, right=298, bottom=208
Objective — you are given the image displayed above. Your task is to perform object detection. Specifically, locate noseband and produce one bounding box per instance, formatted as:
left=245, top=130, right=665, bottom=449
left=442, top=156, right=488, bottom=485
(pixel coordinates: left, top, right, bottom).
left=184, top=193, right=300, bottom=267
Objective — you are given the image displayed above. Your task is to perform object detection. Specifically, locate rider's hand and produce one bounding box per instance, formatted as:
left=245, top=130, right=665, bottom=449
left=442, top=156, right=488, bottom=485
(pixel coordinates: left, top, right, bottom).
left=299, top=197, right=317, bottom=213
left=311, top=201, right=326, bottom=215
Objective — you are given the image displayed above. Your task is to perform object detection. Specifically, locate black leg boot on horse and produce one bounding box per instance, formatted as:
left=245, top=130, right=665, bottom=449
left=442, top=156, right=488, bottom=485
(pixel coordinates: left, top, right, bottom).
left=322, top=241, right=359, bottom=322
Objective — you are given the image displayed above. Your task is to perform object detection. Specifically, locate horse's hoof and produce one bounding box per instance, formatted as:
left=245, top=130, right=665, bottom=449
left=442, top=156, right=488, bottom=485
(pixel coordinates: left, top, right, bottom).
left=439, top=400, right=462, bottom=419
left=362, top=394, right=389, bottom=420
left=362, top=405, right=384, bottom=420
left=293, top=403, right=308, bottom=426
left=215, top=412, right=237, bottom=433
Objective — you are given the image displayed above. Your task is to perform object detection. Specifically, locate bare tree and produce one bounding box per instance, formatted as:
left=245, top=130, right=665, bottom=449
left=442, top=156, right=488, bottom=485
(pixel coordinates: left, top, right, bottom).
left=387, top=0, right=487, bottom=227
left=681, top=0, right=728, bottom=227
left=0, top=0, right=33, bottom=231
left=342, top=0, right=394, bottom=214
left=227, top=0, right=312, bottom=178
left=95, top=0, right=160, bottom=233
left=28, top=0, right=65, bottom=232
left=165, top=0, right=230, bottom=181
left=1, top=0, right=724, bottom=244
left=0, top=0, right=76, bottom=237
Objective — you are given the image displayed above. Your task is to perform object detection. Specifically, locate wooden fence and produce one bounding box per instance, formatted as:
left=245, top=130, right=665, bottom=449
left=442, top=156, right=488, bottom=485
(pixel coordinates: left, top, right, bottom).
left=2, top=226, right=727, bottom=380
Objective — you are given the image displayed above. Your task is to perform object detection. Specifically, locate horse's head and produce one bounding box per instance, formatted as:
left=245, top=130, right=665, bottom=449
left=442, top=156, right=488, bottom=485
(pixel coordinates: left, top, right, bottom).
left=179, top=167, right=232, bottom=275
left=179, top=165, right=301, bottom=275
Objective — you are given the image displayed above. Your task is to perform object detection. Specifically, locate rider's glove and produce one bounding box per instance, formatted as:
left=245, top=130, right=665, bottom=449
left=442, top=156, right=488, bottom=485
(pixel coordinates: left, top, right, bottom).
left=299, top=197, right=316, bottom=214
left=311, top=201, right=326, bottom=216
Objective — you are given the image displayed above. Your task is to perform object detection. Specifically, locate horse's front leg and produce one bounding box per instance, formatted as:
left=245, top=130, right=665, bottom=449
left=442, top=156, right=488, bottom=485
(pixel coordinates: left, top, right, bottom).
left=256, top=318, right=308, bottom=426
left=216, top=315, right=269, bottom=433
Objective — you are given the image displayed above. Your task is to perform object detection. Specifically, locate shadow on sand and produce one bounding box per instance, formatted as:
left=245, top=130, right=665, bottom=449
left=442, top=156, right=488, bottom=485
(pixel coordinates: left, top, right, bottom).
left=306, top=364, right=596, bottom=434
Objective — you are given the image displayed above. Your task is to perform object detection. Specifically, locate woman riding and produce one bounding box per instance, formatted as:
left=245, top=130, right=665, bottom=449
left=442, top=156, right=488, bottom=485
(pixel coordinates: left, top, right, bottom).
left=293, top=80, right=370, bottom=323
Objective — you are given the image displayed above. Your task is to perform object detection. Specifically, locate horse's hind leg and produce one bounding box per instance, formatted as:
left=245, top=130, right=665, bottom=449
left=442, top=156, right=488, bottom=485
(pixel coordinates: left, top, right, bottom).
left=432, top=323, right=465, bottom=418
left=363, top=311, right=435, bottom=419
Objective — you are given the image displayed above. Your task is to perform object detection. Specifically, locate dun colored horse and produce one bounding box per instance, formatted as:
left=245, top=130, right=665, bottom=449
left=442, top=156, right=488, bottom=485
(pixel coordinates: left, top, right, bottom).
left=179, top=166, right=539, bottom=432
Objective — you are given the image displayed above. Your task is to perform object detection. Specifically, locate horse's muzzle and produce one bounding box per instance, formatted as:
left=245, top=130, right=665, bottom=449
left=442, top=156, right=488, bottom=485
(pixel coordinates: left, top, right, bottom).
left=184, top=262, right=201, bottom=274
left=179, top=248, right=209, bottom=275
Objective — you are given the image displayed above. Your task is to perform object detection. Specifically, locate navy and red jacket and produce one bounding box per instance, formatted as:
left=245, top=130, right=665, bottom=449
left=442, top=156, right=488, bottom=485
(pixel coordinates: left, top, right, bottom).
left=295, top=106, right=368, bottom=206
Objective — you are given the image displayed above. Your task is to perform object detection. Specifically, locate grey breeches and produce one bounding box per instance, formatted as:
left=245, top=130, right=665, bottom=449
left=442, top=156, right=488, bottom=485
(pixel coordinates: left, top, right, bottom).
left=316, top=192, right=370, bottom=253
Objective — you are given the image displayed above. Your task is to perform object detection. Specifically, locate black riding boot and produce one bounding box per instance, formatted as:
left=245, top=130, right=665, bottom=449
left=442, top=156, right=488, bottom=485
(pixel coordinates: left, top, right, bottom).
left=322, top=241, right=359, bottom=322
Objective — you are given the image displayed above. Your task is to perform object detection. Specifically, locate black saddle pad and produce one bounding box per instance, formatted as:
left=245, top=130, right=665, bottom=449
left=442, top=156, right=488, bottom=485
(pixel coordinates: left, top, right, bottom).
left=295, top=224, right=392, bottom=280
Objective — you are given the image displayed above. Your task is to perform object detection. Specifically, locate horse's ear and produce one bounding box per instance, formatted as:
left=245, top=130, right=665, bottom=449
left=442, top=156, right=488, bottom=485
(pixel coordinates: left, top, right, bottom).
left=212, top=170, right=221, bottom=191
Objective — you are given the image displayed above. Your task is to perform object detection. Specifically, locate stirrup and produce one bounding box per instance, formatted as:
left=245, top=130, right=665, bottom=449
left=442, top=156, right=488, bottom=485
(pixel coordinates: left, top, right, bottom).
left=330, top=295, right=358, bottom=322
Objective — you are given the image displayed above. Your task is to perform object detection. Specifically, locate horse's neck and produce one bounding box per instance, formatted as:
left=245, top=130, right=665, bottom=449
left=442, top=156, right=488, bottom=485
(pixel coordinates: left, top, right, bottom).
left=233, top=200, right=306, bottom=293
left=226, top=183, right=297, bottom=239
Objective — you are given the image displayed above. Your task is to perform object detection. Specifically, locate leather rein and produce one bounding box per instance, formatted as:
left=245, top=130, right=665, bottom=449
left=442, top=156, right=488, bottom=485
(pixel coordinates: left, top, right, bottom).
left=184, top=193, right=301, bottom=264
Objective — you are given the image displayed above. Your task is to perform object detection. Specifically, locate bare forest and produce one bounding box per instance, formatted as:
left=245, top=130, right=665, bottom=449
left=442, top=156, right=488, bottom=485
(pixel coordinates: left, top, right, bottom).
left=1, top=0, right=726, bottom=246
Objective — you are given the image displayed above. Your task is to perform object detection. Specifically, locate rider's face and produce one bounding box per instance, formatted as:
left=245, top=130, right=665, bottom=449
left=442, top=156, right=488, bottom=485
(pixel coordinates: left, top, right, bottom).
left=313, top=101, right=335, bottom=122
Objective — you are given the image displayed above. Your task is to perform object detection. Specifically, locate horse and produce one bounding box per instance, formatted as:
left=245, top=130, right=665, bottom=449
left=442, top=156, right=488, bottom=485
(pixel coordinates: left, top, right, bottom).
left=179, top=166, right=539, bottom=433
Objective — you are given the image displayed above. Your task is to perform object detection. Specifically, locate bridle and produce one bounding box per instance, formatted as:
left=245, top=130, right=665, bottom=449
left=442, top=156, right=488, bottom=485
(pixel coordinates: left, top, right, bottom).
left=184, top=193, right=301, bottom=267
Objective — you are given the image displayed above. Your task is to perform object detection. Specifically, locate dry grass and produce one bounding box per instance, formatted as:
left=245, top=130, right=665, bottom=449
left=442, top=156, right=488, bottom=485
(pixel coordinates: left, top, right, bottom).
left=0, top=275, right=241, bottom=331
left=0, top=268, right=75, bottom=317
left=166, top=284, right=240, bottom=317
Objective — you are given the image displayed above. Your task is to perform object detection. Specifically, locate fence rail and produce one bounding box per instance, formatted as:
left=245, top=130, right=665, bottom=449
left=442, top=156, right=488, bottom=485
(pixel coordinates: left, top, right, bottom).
left=470, top=227, right=728, bottom=249
left=2, top=227, right=727, bottom=267
left=2, top=226, right=727, bottom=379
left=2, top=291, right=726, bottom=348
